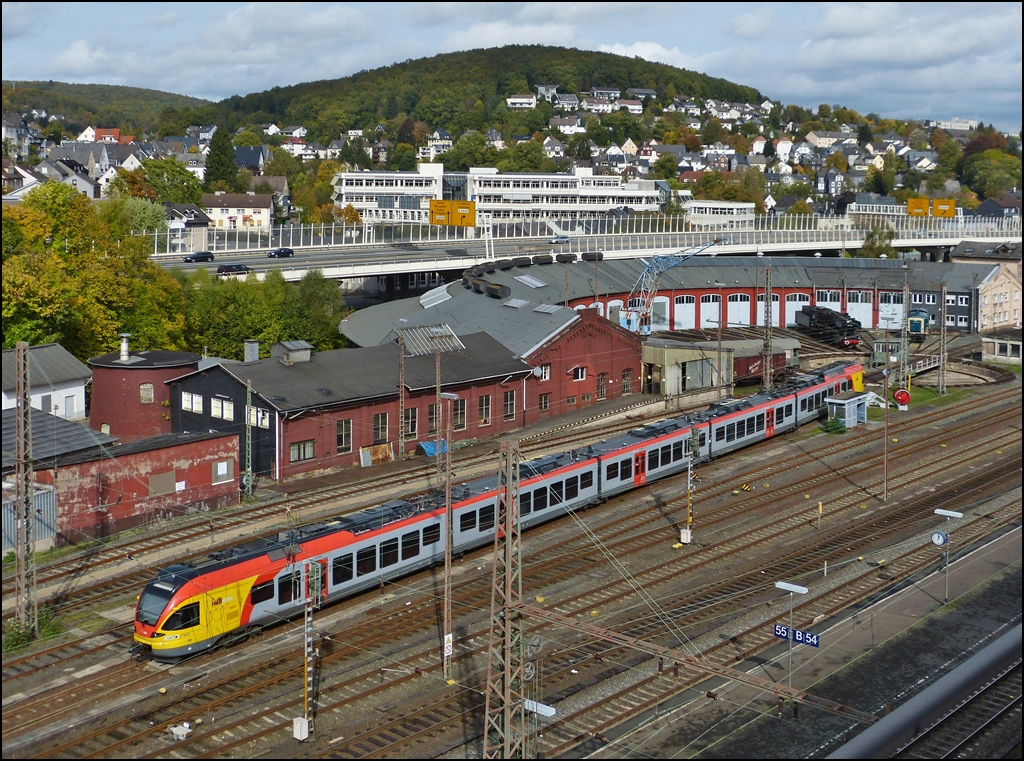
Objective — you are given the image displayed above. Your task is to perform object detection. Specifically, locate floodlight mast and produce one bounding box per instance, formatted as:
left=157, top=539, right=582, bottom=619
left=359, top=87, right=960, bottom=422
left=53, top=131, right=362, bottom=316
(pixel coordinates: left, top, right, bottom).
left=624, top=239, right=720, bottom=335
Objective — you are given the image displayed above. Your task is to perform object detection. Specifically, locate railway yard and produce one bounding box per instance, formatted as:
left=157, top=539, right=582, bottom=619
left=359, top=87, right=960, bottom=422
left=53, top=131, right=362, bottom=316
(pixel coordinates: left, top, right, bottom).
left=2, top=364, right=1021, bottom=759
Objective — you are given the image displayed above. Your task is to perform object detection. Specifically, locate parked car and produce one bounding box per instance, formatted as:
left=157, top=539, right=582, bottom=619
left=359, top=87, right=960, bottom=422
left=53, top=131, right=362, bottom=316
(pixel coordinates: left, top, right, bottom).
left=216, top=263, right=250, bottom=276
left=549, top=235, right=570, bottom=245
left=268, top=247, right=294, bottom=258
left=183, top=251, right=214, bottom=263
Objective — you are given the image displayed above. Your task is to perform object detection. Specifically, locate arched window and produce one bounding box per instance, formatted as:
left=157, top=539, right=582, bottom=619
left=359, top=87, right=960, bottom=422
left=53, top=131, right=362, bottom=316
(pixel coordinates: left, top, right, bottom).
left=622, top=368, right=633, bottom=395
left=139, top=383, right=154, bottom=404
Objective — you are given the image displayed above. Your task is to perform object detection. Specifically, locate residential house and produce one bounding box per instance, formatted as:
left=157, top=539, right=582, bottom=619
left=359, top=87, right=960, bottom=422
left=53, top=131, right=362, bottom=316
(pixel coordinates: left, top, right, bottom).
left=281, top=137, right=307, bottom=158
left=543, top=136, right=565, bottom=159
left=34, top=158, right=100, bottom=198
left=506, top=94, right=537, bottom=111
left=2, top=343, right=92, bottom=420
left=279, top=125, right=308, bottom=139
left=202, top=191, right=275, bottom=229
left=589, top=86, right=621, bottom=100
left=975, top=196, right=1022, bottom=218
left=76, top=126, right=97, bottom=142
left=372, top=139, right=393, bottom=163
left=0, top=160, right=46, bottom=200
left=620, top=138, right=639, bottom=156
left=789, top=140, right=814, bottom=163
left=346, top=129, right=364, bottom=139
left=165, top=203, right=212, bottom=251
left=2, top=110, right=30, bottom=160
left=555, top=93, right=580, bottom=111
left=816, top=167, right=846, bottom=197
left=175, top=151, right=207, bottom=181
left=905, top=150, right=939, bottom=171
left=626, top=88, right=658, bottom=100
left=804, top=130, right=846, bottom=149
left=485, top=130, right=504, bottom=151
left=249, top=174, right=289, bottom=203
left=749, top=136, right=767, bottom=155
left=326, top=139, right=347, bottom=159
left=535, top=84, right=559, bottom=102
left=549, top=116, right=585, bottom=136
left=198, top=124, right=217, bottom=143
left=614, top=99, right=644, bottom=115
left=261, top=123, right=280, bottom=136
left=580, top=98, right=613, bottom=114
left=772, top=137, right=794, bottom=163
left=417, top=127, right=453, bottom=161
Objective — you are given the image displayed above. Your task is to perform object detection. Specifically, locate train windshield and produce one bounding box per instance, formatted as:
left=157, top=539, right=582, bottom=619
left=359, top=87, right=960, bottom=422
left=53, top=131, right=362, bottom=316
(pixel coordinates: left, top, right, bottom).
left=136, top=581, right=175, bottom=626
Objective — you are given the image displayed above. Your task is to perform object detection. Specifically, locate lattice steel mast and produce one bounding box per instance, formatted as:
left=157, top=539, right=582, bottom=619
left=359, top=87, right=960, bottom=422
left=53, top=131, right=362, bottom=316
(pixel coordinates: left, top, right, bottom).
left=14, top=342, right=38, bottom=636
left=761, top=265, right=773, bottom=391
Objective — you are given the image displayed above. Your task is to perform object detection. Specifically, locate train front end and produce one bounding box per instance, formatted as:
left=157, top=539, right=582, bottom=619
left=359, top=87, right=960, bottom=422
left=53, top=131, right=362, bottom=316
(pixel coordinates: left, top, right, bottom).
left=133, top=568, right=218, bottom=662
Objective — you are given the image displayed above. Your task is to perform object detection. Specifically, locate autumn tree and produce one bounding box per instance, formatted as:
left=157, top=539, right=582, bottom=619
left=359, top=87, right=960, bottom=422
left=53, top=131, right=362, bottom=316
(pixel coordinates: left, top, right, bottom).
left=140, top=158, right=203, bottom=204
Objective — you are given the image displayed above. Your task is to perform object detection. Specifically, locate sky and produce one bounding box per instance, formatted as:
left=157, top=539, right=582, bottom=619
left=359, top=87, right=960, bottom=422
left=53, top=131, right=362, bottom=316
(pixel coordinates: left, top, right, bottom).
left=2, top=2, right=1021, bottom=131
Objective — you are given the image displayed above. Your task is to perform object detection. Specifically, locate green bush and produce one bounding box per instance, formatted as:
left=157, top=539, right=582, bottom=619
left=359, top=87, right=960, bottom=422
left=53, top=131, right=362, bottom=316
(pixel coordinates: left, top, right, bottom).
left=2, top=608, right=62, bottom=653
left=822, top=417, right=847, bottom=434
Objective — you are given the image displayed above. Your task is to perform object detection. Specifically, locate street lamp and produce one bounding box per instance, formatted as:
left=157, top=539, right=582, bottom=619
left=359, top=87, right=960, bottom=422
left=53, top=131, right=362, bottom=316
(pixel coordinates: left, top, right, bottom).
left=775, top=581, right=808, bottom=689
left=933, top=509, right=963, bottom=604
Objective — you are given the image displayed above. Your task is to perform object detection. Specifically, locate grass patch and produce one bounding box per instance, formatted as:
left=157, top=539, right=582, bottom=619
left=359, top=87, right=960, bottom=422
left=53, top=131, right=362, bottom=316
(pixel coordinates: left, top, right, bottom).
left=733, top=385, right=761, bottom=398
left=985, top=362, right=1022, bottom=375
left=2, top=608, right=63, bottom=653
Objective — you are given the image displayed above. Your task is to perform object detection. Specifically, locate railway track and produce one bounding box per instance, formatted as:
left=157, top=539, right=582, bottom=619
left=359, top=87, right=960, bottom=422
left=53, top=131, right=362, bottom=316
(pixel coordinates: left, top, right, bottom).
left=895, top=661, right=1023, bottom=759
left=15, top=394, right=1017, bottom=759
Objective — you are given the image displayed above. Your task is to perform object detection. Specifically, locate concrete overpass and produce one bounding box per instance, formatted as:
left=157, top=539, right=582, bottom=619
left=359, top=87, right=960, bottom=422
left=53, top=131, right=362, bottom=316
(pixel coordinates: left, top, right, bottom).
left=156, top=215, right=1021, bottom=282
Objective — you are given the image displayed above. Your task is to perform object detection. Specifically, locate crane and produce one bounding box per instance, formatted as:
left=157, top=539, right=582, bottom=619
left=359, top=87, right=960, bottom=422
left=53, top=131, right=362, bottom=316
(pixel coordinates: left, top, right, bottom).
left=622, top=239, right=720, bottom=335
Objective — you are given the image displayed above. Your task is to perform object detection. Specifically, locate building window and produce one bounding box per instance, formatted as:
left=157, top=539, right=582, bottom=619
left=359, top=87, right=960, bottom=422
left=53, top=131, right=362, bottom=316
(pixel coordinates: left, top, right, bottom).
left=597, top=373, right=608, bottom=400
left=453, top=399, right=467, bottom=430
left=428, top=403, right=438, bottom=435
left=503, top=390, right=516, bottom=421
left=539, top=393, right=550, bottom=412
left=957, top=315, right=968, bottom=326
left=373, top=413, right=388, bottom=444
left=573, top=366, right=587, bottom=381
left=567, top=395, right=577, bottom=406
left=539, top=364, right=551, bottom=381
left=958, top=296, right=969, bottom=306
left=478, top=395, right=492, bottom=426
left=337, top=419, right=352, bottom=453
left=247, top=406, right=270, bottom=428
left=403, top=407, right=418, bottom=438
left=181, top=391, right=203, bottom=414
left=212, top=459, right=234, bottom=484
left=622, top=368, right=633, bottom=394
left=289, top=439, right=315, bottom=463
left=581, top=393, right=592, bottom=403
left=140, top=383, right=154, bottom=404
left=946, top=294, right=956, bottom=305
left=211, top=398, right=233, bottom=420
left=925, top=294, right=937, bottom=305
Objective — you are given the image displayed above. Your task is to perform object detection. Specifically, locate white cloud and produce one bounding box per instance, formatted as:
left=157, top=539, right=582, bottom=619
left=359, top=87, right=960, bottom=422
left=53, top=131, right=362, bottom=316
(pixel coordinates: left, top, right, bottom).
left=597, top=41, right=710, bottom=72
left=2, top=2, right=50, bottom=41
left=729, top=7, right=775, bottom=41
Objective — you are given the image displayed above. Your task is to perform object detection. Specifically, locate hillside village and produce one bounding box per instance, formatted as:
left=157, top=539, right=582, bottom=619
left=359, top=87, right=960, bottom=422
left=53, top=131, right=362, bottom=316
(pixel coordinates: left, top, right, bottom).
left=4, top=77, right=1021, bottom=224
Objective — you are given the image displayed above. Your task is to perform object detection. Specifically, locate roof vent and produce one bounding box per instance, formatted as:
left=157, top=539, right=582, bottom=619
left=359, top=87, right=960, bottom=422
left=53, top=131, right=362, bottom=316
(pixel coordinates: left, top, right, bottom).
left=119, top=333, right=131, bottom=362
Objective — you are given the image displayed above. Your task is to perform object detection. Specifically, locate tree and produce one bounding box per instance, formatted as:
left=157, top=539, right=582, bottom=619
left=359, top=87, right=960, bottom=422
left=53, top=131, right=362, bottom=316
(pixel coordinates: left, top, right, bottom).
left=961, top=149, right=1022, bottom=199
left=140, top=158, right=203, bottom=204
left=340, top=204, right=362, bottom=225
left=45, top=122, right=63, bottom=144
left=495, top=141, right=545, bottom=172
left=204, top=125, right=237, bottom=190
left=694, top=170, right=726, bottom=200
left=701, top=118, right=727, bottom=145
left=233, top=130, right=263, bottom=147
left=787, top=199, right=813, bottom=215
left=99, top=197, right=167, bottom=239
left=857, top=123, right=874, bottom=147
left=859, top=226, right=896, bottom=258
left=650, top=152, right=680, bottom=180
left=389, top=143, right=417, bottom=171
left=823, top=151, right=849, bottom=173
left=107, top=167, right=158, bottom=201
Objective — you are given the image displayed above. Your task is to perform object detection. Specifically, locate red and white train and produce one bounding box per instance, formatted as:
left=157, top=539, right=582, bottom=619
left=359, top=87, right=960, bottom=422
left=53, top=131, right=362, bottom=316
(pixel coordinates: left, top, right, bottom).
left=134, top=361, right=864, bottom=660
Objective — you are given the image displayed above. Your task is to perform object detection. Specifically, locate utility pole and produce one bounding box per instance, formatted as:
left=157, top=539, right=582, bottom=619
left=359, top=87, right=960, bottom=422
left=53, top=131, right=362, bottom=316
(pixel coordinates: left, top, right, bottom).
left=938, top=285, right=948, bottom=395
left=440, top=391, right=459, bottom=682
left=761, top=265, right=773, bottom=392
left=398, top=330, right=406, bottom=459
left=483, top=441, right=526, bottom=759
left=432, top=333, right=444, bottom=483
left=716, top=282, right=724, bottom=401
left=681, top=428, right=700, bottom=545
left=293, top=558, right=322, bottom=742
left=14, top=342, right=37, bottom=636
left=245, top=379, right=253, bottom=498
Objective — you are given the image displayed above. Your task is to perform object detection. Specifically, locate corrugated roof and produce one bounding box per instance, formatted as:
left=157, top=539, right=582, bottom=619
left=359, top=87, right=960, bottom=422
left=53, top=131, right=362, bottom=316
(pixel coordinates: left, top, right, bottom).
left=398, top=325, right=465, bottom=357
left=2, top=343, right=92, bottom=393
left=1, top=408, right=117, bottom=472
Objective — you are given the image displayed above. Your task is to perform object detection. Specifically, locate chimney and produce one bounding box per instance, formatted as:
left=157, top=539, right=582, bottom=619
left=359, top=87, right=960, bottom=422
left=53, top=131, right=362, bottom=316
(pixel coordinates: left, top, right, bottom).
left=244, top=340, right=259, bottom=363
left=119, top=333, right=131, bottom=362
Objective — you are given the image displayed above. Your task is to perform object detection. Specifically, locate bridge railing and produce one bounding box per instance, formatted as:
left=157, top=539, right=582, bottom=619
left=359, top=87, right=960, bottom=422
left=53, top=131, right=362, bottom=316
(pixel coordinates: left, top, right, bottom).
left=140, top=213, right=1021, bottom=256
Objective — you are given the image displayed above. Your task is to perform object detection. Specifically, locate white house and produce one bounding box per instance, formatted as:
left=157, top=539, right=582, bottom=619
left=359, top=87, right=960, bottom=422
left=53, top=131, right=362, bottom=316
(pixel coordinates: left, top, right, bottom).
left=580, top=98, right=613, bottom=114
left=76, top=126, right=97, bottom=142
left=549, top=117, right=585, bottom=136
left=280, top=125, right=308, bottom=139
left=506, top=94, right=537, bottom=111
left=202, top=191, right=275, bottom=230
left=535, top=84, right=559, bottom=102
left=614, top=99, right=644, bottom=115
left=2, top=343, right=92, bottom=420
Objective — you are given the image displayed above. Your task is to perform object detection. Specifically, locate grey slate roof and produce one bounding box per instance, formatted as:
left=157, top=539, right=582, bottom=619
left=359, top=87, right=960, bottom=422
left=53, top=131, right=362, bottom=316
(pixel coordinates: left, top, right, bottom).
left=187, top=332, right=531, bottom=413
left=89, top=350, right=200, bottom=370
left=340, top=257, right=1003, bottom=353
left=45, top=430, right=235, bottom=469
left=1, top=408, right=117, bottom=472
left=2, top=343, right=91, bottom=393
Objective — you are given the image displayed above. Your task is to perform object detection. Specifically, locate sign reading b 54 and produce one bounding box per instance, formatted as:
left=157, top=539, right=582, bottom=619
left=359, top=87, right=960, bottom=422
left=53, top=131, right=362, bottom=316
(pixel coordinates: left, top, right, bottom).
left=773, top=624, right=820, bottom=647
left=429, top=200, right=476, bottom=227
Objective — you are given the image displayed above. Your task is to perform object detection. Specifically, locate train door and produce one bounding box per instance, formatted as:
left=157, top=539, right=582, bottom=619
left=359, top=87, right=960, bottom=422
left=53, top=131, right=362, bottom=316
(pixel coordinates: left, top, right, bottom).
left=308, top=559, right=327, bottom=606
left=633, top=450, right=647, bottom=487
left=765, top=406, right=775, bottom=438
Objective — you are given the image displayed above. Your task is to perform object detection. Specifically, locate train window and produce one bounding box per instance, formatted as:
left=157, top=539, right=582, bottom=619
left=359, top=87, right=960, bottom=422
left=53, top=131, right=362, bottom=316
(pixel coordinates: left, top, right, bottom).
left=479, top=505, right=495, bottom=531
left=521, top=491, right=533, bottom=515
left=565, top=476, right=579, bottom=500
left=800, top=398, right=807, bottom=412
left=775, top=408, right=783, bottom=424
left=534, top=487, right=548, bottom=511
left=250, top=579, right=275, bottom=604
left=460, top=511, right=477, bottom=532
left=164, top=602, right=201, bottom=630
left=422, top=524, right=441, bottom=546
left=648, top=448, right=660, bottom=470
left=716, top=427, right=725, bottom=442
left=356, top=546, right=377, bottom=576
left=673, top=441, right=683, bottom=461
left=278, top=570, right=301, bottom=604
left=550, top=482, right=564, bottom=505
left=401, top=531, right=420, bottom=560
left=606, top=461, right=619, bottom=481
left=726, top=423, right=735, bottom=443
left=380, top=538, right=399, bottom=568
left=660, top=445, right=671, bottom=464
left=332, top=554, right=354, bottom=585
left=620, top=459, right=632, bottom=480
left=580, top=471, right=594, bottom=489
left=841, top=380, right=849, bottom=392
left=756, top=413, right=765, bottom=432
left=785, top=404, right=793, bottom=418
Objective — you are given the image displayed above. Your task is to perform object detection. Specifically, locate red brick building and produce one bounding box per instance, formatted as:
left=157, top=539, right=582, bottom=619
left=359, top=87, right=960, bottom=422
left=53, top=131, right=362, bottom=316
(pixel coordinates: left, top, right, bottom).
left=33, top=432, right=239, bottom=544
left=89, top=335, right=200, bottom=442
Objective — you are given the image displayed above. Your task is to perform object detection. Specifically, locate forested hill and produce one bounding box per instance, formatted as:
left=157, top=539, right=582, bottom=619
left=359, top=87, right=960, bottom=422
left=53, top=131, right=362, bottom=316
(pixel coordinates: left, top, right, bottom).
left=1, top=81, right=211, bottom=133
left=218, top=45, right=763, bottom=136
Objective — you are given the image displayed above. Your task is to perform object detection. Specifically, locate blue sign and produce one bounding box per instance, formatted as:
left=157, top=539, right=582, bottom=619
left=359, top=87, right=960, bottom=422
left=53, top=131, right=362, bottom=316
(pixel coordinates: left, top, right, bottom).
left=774, top=624, right=790, bottom=640
left=793, top=629, right=820, bottom=648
